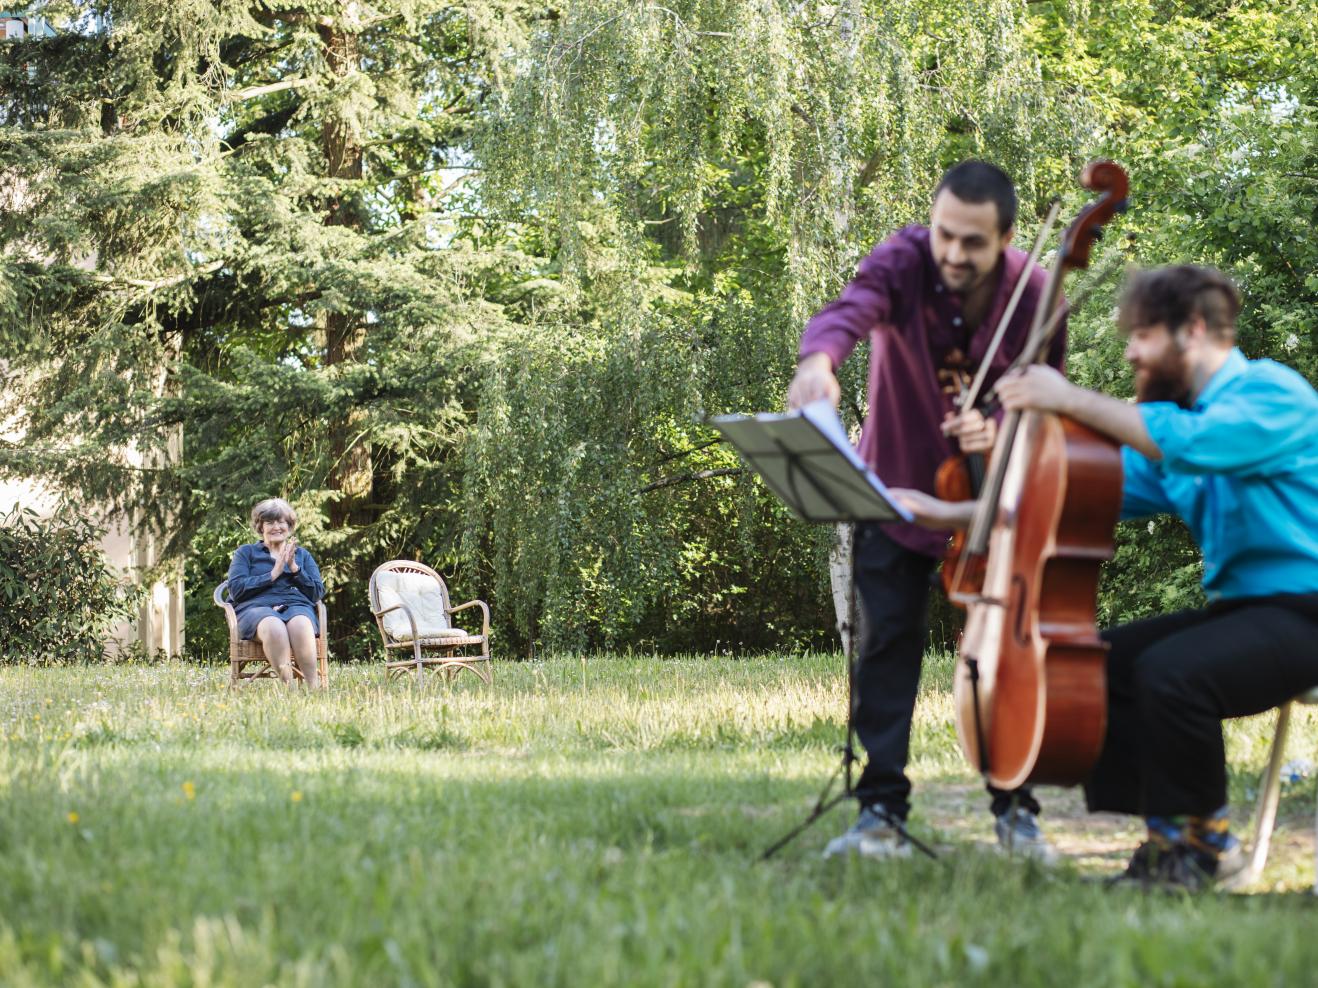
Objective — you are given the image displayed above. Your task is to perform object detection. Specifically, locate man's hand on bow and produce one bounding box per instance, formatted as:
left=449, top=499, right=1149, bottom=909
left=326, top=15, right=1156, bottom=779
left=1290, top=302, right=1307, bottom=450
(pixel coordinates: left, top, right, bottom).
left=995, top=365, right=1079, bottom=416
left=941, top=408, right=996, bottom=454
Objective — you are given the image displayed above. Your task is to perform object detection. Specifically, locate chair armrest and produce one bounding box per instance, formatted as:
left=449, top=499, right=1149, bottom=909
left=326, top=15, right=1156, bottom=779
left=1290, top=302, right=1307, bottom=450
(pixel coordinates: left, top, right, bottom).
left=447, top=599, right=490, bottom=639
left=373, top=602, right=421, bottom=644
left=213, top=582, right=239, bottom=641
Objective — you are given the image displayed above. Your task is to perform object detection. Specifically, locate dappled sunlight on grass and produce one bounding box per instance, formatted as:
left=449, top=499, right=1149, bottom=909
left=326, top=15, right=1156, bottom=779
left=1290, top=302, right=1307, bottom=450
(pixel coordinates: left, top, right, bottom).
left=2, top=654, right=1317, bottom=984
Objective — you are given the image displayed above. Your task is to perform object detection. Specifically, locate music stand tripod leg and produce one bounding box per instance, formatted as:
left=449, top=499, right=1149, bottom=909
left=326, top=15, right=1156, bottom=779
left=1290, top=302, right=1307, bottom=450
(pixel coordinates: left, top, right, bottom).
left=760, top=523, right=938, bottom=862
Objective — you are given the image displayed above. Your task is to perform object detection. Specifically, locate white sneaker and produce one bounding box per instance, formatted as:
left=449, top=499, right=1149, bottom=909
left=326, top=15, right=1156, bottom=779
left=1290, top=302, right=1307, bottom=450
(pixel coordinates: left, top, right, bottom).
left=823, top=805, right=913, bottom=860
left=994, top=807, right=1056, bottom=862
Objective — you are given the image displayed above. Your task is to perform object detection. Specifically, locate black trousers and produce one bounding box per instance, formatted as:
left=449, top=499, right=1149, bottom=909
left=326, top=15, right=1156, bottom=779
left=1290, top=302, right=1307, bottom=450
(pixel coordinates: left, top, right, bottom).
left=851, top=524, right=1036, bottom=820
left=1086, top=594, right=1318, bottom=818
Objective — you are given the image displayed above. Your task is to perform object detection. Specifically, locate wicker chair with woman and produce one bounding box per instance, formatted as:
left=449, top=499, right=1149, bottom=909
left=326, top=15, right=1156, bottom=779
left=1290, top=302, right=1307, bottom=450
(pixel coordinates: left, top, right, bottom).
left=217, top=498, right=327, bottom=688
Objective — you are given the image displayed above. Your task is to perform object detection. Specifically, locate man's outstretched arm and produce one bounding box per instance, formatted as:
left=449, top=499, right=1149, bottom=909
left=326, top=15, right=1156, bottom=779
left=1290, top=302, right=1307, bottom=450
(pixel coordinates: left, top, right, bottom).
left=995, top=365, right=1161, bottom=461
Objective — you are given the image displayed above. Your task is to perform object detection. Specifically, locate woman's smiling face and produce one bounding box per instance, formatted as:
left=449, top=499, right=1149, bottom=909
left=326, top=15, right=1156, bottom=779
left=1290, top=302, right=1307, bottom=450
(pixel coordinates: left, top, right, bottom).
left=259, top=516, right=292, bottom=546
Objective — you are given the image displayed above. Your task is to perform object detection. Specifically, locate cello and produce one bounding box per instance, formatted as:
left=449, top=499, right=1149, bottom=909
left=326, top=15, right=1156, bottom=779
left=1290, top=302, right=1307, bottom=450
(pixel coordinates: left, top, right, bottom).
left=937, top=202, right=1061, bottom=604
left=953, top=160, right=1129, bottom=789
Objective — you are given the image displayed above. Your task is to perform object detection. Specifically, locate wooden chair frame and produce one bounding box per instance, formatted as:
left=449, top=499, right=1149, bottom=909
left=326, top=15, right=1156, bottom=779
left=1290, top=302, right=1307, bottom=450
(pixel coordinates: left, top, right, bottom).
left=369, top=560, right=491, bottom=684
left=1243, top=688, right=1318, bottom=891
left=214, top=581, right=329, bottom=687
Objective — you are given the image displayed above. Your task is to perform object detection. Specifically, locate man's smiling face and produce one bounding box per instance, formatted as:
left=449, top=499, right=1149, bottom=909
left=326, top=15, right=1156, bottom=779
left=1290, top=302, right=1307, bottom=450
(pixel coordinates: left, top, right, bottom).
left=929, top=190, right=1012, bottom=295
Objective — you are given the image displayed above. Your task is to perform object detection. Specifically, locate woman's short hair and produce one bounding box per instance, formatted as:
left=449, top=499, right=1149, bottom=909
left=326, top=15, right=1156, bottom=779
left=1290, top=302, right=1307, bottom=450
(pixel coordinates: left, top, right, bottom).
left=250, top=497, right=297, bottom=535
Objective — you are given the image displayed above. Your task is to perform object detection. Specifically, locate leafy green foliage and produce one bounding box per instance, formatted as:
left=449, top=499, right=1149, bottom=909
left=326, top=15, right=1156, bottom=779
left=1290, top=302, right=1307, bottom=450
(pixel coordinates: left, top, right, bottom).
left=2, top=0, right=1316, bottom=655
left=0, top=0, right=533, bottom=654
left=0, top=507, right=132, bottom=663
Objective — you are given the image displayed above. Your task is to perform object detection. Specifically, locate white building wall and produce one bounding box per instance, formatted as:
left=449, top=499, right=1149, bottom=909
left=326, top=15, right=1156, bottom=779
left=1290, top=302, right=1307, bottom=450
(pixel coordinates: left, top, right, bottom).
left=0, top=423, right=184, bottom=657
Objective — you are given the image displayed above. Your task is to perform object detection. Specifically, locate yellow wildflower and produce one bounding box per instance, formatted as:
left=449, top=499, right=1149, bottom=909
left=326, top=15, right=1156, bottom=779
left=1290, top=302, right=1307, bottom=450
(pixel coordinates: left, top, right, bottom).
left=182, top=781, right=196, bottom=801
left=67, top=811, right=79, bottom=824
left=290, top=790, right=303, bottom=803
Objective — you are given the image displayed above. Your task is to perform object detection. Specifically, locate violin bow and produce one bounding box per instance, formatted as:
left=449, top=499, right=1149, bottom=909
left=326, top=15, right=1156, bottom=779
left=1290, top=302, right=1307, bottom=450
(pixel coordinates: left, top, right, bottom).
left=944, top=201, right=1060, bottom=604
left=956, top=200, right=1062, bottom=414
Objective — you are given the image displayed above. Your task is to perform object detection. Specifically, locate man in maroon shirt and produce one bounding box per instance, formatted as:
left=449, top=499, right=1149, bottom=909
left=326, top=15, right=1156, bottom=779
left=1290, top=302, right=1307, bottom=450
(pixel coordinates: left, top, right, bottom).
left=788, top=161, right=1066, bottom=859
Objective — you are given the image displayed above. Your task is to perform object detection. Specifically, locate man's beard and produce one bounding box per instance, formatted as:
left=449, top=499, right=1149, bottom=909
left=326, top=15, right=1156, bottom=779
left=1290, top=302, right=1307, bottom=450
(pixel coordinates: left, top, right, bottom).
left=1135, top=342, right=1192, bottom=407
left=939, top=262, right=985, bottom=294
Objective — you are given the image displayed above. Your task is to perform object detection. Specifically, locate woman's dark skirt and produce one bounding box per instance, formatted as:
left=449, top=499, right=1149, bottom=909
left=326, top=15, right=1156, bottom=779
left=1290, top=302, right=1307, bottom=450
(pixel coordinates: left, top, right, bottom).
left=236, top=603, right=320, bottom=641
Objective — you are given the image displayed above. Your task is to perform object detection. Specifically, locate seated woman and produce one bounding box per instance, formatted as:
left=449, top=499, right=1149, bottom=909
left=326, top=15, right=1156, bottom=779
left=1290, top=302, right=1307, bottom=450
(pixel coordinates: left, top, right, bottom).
left=227, top=497, right=326, bottom=688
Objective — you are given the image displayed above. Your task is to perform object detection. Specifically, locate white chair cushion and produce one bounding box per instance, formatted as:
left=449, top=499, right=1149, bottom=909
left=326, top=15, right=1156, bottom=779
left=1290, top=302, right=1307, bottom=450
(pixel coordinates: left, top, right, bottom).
left=376, top=571, right=467, bottom=642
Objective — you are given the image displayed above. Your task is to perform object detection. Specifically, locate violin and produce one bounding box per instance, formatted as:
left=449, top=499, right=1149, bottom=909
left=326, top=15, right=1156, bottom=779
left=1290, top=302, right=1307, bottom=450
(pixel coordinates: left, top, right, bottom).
left=953, top=161, right=1129, bottom=789
left=936, top=451, right=987, bottom=600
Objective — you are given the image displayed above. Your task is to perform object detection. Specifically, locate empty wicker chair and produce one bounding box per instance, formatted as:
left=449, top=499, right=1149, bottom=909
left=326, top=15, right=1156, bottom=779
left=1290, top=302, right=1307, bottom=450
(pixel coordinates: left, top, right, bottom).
left=369, top=560, right=491, bottom=684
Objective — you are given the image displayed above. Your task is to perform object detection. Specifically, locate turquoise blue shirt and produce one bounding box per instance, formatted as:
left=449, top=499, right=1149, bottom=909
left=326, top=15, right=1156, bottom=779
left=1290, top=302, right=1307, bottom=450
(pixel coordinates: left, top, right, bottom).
left=1121, top=348, right=1318, bottom=600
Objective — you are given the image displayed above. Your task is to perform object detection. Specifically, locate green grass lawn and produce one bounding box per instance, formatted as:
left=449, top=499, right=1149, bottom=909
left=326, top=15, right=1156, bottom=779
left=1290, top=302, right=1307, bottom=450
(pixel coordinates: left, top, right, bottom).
left=2, top=652, right=1317, bottom=986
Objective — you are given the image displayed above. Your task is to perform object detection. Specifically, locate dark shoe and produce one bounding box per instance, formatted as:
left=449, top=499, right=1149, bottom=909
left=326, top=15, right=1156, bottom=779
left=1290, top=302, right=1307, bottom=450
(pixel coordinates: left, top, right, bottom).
left=1109, top=840, right=1244, bottom=893
left=1107, top=840, right=1166, bottom=888
left=994, top=807, right=1056, bottom=862
left=1193, top=838, right=1248, bottom=890
left=823, top=804, right=912, bottom=860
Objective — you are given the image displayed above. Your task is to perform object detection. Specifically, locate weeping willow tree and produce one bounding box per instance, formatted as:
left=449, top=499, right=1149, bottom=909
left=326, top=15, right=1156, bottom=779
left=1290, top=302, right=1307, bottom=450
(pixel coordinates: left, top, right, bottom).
left=464, top=0, right=1098, bottom=652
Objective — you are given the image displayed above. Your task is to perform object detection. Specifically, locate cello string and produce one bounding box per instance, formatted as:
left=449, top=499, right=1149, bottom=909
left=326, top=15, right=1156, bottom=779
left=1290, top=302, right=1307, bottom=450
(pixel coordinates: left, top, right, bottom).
left=943, top=202, right=1060, bottom=602
left=959, top=201, right=1062, bottom=414
left=955, top=253, right=1124, bottom=596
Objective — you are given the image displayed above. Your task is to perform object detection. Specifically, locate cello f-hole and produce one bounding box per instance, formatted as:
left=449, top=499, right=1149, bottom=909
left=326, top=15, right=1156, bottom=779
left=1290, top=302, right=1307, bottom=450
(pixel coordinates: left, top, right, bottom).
left=1011, top=574, right=1030, bottom=646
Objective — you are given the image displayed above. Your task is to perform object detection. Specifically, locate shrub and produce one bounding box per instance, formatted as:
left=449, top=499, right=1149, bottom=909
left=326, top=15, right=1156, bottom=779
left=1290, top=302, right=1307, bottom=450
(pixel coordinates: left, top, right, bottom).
left=0, top=505, right=133, bottom=664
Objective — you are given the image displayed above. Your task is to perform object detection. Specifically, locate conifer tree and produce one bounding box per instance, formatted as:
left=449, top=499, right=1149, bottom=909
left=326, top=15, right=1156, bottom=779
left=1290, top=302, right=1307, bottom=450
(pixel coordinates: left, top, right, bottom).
left=0, top=0, right=534, bottom=648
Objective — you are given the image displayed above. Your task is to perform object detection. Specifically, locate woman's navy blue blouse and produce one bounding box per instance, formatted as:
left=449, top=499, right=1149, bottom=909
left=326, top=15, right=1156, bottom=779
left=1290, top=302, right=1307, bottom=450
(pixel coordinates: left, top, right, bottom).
left=226, top=543, right=326, bottom=619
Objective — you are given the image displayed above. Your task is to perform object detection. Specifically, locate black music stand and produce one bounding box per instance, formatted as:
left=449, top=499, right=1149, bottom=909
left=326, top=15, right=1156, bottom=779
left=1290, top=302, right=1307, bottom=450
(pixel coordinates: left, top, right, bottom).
left=709, top=400, right=911, bottom=526
left=709, top=401, right=936, bottom=859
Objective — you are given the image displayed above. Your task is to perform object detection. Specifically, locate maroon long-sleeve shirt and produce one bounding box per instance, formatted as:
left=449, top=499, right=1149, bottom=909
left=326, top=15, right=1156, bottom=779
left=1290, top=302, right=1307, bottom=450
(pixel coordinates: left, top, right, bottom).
left=799, top=224, right=1065, bottom=558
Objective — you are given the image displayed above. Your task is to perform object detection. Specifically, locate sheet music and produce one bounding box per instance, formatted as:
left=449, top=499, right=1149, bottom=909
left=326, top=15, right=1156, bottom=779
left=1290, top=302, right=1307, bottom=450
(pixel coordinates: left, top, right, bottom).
left=708, top=401, right=913, bottom=524
left=798, top=400, right=876, bottom=478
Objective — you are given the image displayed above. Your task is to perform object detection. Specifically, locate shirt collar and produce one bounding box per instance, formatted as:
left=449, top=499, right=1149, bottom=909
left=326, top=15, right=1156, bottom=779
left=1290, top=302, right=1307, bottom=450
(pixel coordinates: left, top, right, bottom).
left=1193, top=347, right=1247, bottom=409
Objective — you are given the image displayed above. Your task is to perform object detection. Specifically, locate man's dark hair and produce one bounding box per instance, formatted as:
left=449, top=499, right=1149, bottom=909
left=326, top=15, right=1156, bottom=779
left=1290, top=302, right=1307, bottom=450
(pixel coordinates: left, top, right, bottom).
left=1119, top=265, right=1240, bottom=339
left=934, top=160, right=1017, bottom=233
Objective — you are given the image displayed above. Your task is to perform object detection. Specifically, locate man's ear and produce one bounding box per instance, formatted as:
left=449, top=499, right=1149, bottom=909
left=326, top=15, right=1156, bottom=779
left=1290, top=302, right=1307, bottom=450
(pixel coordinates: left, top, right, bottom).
left=1178, top=314, right=1210, bottom=348
left=1001, top=226, right=1015, bottom=249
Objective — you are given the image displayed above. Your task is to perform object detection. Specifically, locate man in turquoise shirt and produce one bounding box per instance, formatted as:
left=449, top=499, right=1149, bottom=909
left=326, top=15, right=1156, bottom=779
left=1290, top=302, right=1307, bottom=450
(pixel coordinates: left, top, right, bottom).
left=896, top=264, right=1318, bottom=890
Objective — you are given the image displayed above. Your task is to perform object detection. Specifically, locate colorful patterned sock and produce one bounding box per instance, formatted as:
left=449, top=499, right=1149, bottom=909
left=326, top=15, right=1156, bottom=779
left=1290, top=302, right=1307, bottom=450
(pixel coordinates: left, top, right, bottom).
left=1185, top=806, right=1237, bottom=857
left=1145, top=815, right=1187, bottom=849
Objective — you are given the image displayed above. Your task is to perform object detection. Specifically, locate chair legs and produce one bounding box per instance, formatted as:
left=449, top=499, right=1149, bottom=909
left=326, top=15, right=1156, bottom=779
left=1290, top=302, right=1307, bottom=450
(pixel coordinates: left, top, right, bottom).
left=1247, top=703, right=1294, bottom=887
left=230, top=648, right=328, bottom=688
left=386, top=653, right=492, bottom=685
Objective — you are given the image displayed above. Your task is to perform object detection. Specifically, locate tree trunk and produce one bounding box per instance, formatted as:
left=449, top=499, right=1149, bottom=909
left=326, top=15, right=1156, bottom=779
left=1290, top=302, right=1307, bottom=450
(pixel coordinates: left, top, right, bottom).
left=827, top=0, right=860, bottom=652
left=317, top=15, right=372, bottom=532
left=829, top=522, right=854, bottom=656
